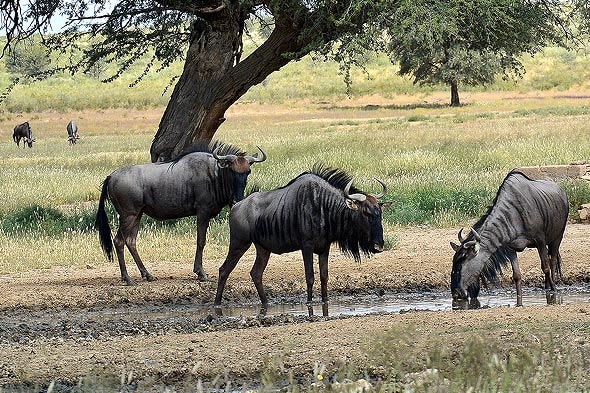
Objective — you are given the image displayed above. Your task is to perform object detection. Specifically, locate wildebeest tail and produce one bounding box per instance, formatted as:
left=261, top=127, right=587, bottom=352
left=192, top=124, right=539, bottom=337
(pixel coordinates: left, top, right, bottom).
left=95, top=176, right=114, bottom=262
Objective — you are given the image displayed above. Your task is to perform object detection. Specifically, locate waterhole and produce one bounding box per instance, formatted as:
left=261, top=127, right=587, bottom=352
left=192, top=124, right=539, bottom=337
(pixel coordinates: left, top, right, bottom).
left=2, top=286, right=589, bottom=343
left=214, top=285, right=590, bottom=317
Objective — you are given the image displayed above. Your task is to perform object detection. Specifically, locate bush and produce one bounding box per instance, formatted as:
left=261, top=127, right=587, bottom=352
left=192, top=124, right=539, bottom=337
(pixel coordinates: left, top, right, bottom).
left=5, top=40, right=51, bottom=76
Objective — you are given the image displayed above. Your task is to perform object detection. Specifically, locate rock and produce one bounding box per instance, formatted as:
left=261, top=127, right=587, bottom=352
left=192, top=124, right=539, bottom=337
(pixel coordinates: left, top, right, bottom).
left=516, top=164, right=590, bottom=181
left=578, top=203, right=590, bottom=221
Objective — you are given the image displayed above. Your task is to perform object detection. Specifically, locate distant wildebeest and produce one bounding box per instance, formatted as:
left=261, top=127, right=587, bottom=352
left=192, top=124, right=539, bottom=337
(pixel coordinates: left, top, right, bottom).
left=67, top=121, right=79, bottom=145
left=13, top=122, right=35, bottom=148
left=214, top=165, right=387, bottom=315
left=450, top=170, right=568, bottom=307
left=95, top=141, right=267, bottom=285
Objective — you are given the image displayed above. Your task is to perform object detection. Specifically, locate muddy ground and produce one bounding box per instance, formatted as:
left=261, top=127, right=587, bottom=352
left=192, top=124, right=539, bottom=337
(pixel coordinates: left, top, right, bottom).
left=1, top=224, right=590, bottom=390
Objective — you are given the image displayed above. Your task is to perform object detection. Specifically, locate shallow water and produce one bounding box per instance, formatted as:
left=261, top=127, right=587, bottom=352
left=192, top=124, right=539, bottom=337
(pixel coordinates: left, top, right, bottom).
left=2, top=285, right=590, bottom=343
left=210, top=285, right=590, bottom=318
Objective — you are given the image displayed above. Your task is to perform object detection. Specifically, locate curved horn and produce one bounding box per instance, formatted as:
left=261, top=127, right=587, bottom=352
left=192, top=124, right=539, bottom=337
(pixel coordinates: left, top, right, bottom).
left=212, top=146, right=234, bottom=162
left=246, top=146, right=267, bottom=164
left=344, top=180, right=367, bottom=202
left=371, top=178, right=387, bottom=199
left=470, top=228, right=481, bottom=242
left=458, top=228, right=466, bottom=243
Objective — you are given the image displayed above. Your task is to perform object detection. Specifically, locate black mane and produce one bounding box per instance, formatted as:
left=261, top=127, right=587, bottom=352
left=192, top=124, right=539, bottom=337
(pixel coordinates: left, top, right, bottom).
left=469, top=169, right=528, bottom=286
left=165, top=140, right=244, bottom=164
left=308, top=164, right=371, bottom=262
left=288, top=163, right=364, bottom=195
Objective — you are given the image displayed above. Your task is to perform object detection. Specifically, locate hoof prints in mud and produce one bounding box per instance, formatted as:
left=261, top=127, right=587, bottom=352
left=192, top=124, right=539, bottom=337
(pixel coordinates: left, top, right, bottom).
left=0, top=303, right=338, bottom=344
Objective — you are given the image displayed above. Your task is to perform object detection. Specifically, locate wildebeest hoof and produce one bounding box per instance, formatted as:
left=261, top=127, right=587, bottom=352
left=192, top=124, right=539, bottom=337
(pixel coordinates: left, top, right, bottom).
left=197, top=272, right=211, bottom=282
left=145, top=274, right=156, bottom=282
left=123, top=277, right=137, bottom=286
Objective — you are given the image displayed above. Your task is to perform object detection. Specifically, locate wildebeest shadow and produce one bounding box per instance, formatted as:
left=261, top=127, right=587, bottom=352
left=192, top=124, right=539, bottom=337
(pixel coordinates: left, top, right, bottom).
left=319, top=102, right=452, bottom=112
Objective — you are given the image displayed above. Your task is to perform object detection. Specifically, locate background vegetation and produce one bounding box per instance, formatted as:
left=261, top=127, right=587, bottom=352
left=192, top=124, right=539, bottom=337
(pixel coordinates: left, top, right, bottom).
left=1, top=45, right=590, bottom=274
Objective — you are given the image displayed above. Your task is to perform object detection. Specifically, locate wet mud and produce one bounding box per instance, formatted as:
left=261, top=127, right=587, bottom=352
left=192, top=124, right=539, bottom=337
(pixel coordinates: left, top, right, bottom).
left=1, top=224, right=590, bottom=388
left=1, top=285, right=589, bottom=345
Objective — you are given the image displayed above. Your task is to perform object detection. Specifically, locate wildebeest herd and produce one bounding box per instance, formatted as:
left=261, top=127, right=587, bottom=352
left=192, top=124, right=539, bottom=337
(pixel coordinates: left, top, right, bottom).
left=10, top=120, right=568, bottom=312
left=11, top=120, right=80, bottom=148
left=89, top=136, right=569, bottom=315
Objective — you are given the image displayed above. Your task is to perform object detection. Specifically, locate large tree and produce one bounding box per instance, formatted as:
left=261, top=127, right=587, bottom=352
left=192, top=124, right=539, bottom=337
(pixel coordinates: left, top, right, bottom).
left=0, top=0, right=379, bottom=161
left=0, top=0, right=583, bottom=155
left=370, top=0, right=567, bottom=106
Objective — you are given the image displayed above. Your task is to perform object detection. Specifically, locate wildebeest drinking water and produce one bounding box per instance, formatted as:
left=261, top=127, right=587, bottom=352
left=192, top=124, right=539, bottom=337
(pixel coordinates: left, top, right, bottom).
left=13, top=122, right=35, bottom=148
left=214, top=165, right=387, bottom=315
left=95, top=141, right=267, bottom=285
left=67, top=121, right=80, bottom=145
left=450, top=170, right=568, bottom=307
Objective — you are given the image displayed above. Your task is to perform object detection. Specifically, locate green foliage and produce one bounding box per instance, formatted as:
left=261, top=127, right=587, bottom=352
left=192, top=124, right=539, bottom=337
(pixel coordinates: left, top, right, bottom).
left=0, top=205, right=95, bottom=235
left=5, top=40, right=51, bottom=76
left=386, top=186, right=491, bottom=226
left=374, top=0, right=562, bottom=103
left=559, top=179, right=590, bottom=221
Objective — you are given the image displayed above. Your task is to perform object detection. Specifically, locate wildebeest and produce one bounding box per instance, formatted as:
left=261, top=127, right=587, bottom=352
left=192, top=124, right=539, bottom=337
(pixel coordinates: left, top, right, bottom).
left=95, top=141, right=267, bottom=285
left=67, top=121, right=79, bottom=145
left=214, top=165, right=387, bottom=315
left=450, top=170, right=568, bottom=307
left=13, top=122, right=35, bottom=148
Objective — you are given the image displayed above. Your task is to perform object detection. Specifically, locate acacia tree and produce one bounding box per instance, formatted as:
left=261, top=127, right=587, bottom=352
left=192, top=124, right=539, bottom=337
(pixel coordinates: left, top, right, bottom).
left=0, top=0, right=582, bottom=155
left=0, top=0, right=379, bottom=161
left=372, top=0, right=565, bottom=106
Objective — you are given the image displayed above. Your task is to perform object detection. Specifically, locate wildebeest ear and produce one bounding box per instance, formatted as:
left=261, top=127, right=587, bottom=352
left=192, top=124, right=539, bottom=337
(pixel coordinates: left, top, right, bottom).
left=450, top=242, right=460, bottom=252
left=379, top=202, right=392, bottom=210
left=345, top=199, right=359, bottom=211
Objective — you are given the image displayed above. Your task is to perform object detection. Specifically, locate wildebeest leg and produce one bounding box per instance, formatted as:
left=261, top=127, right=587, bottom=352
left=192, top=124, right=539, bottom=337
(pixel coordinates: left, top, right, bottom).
left=250, top=245, right=272, bottom=311
left=193, top=214, right=210, bottom=281
left=318, top=250, right=330, bottom=317
left=113, top=228, right=134, bottom=286
left=302, top=248, right=315, bottom=305
left=536, top=242, right=554, bottom=292
left=548, top=238, right=563, bottom=286
left=510, top=255, right=523, bottom=307
left=214, top=240, right=251, bottom=307
left=114, top=214, right=152, bottom=285
left=126, top=219, right=155, bottom=282
left=318, top=249, right=330, bottom=301
left=545, top=242, right=561, bottom=306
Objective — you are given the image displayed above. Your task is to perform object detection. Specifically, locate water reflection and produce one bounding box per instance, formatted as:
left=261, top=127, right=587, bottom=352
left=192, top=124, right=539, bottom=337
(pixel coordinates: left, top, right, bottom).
left=452, top=298, right=481, bottom=310
left=451, top=289, right=565, bottom=310
left=215, top=302, right=330, bottom=317
left=203, top=286, right=589, bottom=319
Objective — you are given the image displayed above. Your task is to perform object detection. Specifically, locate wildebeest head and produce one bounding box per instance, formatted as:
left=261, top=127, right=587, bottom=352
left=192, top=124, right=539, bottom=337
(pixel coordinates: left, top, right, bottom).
left=343, top=178, right=387, bottom=254
left=450, top=227, right=484, bottom=301
left=213, top=145, right=267, bottom=204
left=24, top=136, right=35, bottom=148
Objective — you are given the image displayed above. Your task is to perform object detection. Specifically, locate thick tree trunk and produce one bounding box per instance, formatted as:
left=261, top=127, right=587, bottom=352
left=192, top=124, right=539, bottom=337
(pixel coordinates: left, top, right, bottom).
left=150, top=8, right=241, bottom=162
left=450, top=81, right=460, bottom=107
left=150, top=9, right=308, bottom=162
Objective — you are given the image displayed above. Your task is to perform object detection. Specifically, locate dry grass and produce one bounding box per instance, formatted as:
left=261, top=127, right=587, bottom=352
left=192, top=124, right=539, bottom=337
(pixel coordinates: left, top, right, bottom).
left=1, top=90, right=590, bottom=274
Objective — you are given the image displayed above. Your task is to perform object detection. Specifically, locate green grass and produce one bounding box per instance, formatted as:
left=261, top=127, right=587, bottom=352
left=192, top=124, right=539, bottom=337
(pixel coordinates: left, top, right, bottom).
left=1, top=45, right=590, bottom=273
left=1, top=101, right=590, bottom=273
left=1, top=43, right=590, bottom=111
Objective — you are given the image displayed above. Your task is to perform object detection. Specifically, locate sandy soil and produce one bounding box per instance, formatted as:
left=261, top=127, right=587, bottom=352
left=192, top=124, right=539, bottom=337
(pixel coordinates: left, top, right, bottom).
left=1, top=224, right=590, bottom=389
